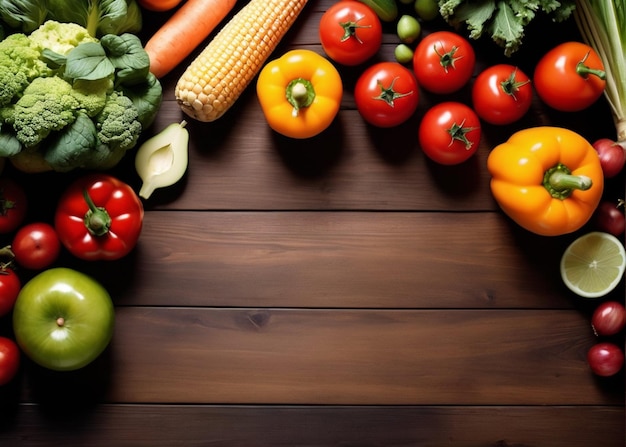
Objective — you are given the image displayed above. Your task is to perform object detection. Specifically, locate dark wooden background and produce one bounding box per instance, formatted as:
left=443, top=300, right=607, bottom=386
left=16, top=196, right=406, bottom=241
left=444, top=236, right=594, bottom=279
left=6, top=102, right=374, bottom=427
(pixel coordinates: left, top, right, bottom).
left=1, top=0, right=624, bottom=445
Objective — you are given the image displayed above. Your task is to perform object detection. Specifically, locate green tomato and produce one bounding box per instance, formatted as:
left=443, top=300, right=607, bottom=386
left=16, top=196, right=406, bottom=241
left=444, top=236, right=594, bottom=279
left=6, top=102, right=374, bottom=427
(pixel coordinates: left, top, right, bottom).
left=414, top=0, right=439, bottom=21
left=397, top=15, right=421, bottom=44
left=12, top=268, right=115, bottom=372
left=394, top=44, right=414, bottom=64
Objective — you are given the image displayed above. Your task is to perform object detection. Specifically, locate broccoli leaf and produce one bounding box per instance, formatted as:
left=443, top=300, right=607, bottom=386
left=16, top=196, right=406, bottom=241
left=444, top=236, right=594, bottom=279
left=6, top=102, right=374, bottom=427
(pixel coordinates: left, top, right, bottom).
left=44, top=111, right=97, bottom=171
left=64, top=42, right=115, bottom=81
left=0, top=125, right=21, bottom=157
left=120, top=72, right=162, bottom=129
left=100, top=33, right=150, bottom=85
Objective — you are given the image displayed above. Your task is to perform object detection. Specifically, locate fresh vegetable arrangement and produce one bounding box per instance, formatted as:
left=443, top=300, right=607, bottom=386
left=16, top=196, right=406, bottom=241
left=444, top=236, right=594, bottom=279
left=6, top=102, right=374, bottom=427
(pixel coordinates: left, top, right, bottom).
left=0, top=0, right=623, bottom=400
left=0, top=20, right=162, bottom=172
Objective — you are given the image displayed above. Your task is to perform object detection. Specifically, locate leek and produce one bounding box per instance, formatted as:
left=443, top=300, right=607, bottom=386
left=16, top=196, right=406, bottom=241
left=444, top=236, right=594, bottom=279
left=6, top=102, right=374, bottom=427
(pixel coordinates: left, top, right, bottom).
left=574, top=0, right=626, bottom=142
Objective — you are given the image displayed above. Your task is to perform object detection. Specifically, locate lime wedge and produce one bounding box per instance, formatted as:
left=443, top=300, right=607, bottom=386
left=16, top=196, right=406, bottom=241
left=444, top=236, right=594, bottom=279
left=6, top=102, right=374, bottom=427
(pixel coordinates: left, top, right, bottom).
left=560, top=232, right=626, bottom=298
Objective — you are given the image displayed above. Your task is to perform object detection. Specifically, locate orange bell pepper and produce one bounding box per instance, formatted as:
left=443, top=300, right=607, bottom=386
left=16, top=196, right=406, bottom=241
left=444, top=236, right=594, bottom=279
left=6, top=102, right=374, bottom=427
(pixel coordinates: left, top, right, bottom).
left=256, top=49, right=343, bottom=139
left=487, top=126, right=604, bottom=236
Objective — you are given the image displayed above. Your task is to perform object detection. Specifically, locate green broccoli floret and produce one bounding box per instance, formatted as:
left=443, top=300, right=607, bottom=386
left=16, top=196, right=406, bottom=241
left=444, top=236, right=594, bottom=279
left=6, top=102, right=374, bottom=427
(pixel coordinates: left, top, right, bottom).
left=28, top=20, right=98, bottom=55
left=0, top=33, right=51, bottom=107
left=71, top=77, right=114, bottom=117
left=91, top=91, right=142, bottom=169
left=5, top=77, right=79, bottom=147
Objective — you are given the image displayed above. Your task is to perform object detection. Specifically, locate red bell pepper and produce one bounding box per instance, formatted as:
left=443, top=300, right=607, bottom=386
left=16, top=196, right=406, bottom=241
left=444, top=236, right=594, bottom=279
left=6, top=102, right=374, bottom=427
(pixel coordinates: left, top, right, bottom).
left=54, top=174, right=144, bottom=261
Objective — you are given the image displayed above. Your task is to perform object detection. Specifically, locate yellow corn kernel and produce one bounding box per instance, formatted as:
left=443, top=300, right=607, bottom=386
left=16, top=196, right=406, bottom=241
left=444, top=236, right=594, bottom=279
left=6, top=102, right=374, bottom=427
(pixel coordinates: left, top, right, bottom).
left=175, top=0, right=309, bottom=122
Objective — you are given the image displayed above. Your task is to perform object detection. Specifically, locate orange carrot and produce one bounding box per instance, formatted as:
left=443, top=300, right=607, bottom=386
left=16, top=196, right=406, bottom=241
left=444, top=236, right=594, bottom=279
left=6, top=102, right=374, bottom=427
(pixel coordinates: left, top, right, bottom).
left=144, top=0, right=238, bottom=79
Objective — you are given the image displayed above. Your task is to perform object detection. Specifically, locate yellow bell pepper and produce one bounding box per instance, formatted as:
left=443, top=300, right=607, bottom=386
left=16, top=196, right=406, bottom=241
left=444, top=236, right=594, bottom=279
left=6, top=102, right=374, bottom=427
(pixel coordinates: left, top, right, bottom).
left=256, top=49, right=343, bottom=139
left=487, top=126, right=604, bottom=236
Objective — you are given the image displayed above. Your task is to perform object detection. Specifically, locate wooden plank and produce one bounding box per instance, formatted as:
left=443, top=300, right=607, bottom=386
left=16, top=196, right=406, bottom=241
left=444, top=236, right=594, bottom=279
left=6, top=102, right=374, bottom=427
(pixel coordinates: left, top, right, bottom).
left=59, top=211, right=611, bottom=309
left=0, top=404, right=623, bottom=447
left=18, top=308, right=622, bottom=405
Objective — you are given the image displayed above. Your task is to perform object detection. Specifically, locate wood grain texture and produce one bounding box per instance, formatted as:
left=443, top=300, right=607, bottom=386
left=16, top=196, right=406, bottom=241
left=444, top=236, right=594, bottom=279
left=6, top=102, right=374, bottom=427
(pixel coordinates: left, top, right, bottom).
left=0, top=0, right=623, bottom=445
left=0, top=405, right=623, bottom=447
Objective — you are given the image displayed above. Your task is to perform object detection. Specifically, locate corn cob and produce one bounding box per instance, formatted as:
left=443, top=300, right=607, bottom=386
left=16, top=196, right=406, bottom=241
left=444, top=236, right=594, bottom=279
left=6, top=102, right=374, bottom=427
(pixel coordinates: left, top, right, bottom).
left=175, top=0, right=309, bottom=122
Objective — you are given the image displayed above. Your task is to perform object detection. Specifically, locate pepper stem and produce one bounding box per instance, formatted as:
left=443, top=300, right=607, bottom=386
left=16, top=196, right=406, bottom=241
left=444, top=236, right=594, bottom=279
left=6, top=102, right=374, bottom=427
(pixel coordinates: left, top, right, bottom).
left=286, top=78, right=315, bottom=118
left=543, top=163, right=593, bottom=200
left=83, top=189, right=111, bottom=237
left=576, top=51, right=606, bottom=80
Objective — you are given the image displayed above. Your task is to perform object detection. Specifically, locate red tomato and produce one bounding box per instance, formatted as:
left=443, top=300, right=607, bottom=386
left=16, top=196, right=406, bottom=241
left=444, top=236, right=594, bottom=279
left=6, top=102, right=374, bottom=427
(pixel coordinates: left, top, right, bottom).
left=319, top=1, right=382, bottom=66
left=534, top=41, right=606, bottom=112
left=12, top=222, right=61, bottom=270
left=0, top=336, right=20, bottom=386
left=472, top=64, right=533, bottom=125
left=587, top=342, right=624, bottom=377
left=418, top=101, right=481, bottom=165
left=355, top=62, right=419, bottom=127
left=137, top=0, right=183, bottom=11
left=0, top=178, right=27, bottom=234
left=412, top=31, right=475, bottom=94
left=0, top=267, right=20, bottom=317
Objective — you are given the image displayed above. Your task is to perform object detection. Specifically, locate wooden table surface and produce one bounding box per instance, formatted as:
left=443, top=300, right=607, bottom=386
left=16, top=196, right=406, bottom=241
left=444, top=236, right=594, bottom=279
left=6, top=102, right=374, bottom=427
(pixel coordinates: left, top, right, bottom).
left=1, top=1, right=624, bottom=445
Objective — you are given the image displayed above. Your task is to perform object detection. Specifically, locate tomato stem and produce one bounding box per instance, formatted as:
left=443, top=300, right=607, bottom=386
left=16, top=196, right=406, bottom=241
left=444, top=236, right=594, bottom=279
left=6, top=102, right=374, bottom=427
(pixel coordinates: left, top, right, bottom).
left=373, top=76, right=413, bottom=106
left=544, top=163, right=593, bottom=200
left=82, top=189, right=112, bottom=237
left=338, top=17, right=371, bottom=44
left=447, top=119, right=478, bottom=149
left=500, top=68, right=530, bottom=100
left=434, top=44, right=462, bottom=73
left=576, top=51, right=606, bottom=80
left=286, top=78, right=315, bottom=117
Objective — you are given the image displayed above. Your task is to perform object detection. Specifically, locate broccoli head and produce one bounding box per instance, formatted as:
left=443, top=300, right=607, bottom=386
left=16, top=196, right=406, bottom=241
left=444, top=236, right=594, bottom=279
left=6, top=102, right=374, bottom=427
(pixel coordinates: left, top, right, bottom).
left=0, top=33, right=51, bottom=107
left=6, top=76, right=79, bottom=148
left=91, top=91, right=142, bottom=169
left=28, top=20, right=97, bottom=55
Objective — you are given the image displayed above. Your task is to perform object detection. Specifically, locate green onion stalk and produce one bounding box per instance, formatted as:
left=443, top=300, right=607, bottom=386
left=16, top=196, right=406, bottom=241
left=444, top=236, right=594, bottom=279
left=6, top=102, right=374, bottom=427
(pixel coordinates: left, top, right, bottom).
left=574, top=0, right=626, bottom=146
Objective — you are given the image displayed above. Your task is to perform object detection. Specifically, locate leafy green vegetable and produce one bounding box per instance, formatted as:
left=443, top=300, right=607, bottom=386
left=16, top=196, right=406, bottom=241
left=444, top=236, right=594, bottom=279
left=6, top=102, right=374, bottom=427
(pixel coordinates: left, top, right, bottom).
left=0, top=0, right=47, bottom=33
left=574, top=0, right=626, bottom=142
left=438, top=0, right=576, bottom=56
left=0, top=0, right=142, bottom=37
left=47, top=0, right=142, bottom=38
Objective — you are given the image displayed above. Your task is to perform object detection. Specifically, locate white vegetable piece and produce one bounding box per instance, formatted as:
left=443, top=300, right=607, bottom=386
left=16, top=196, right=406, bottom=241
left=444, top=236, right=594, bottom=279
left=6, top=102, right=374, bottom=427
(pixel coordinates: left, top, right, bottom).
left=135, top=120, right=189, bottom=199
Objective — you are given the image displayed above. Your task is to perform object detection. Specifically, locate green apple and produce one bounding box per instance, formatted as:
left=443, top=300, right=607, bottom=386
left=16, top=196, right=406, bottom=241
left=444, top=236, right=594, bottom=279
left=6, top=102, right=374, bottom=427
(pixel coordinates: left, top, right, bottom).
left=12, top=267, right=115, bottom=372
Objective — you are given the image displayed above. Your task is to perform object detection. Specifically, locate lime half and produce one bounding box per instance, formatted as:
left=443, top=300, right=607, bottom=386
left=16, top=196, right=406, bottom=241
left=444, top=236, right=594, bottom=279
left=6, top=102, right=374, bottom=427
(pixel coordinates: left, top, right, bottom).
left=560, top=232, right=626, bottom=298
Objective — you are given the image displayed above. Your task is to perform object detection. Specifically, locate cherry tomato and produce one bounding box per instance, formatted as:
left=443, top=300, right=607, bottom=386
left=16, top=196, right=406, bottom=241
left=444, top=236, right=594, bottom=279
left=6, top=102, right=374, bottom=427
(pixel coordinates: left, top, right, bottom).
left=319, top=1, right=382, bottom=66
left=592, top=201, right=625, bottom=237
left=0, top=336, right=20, bottom=386
left=0, top=267, right=20, bottom=318
left=355, top=62, right=419, bottom=127
left=418, top=101, right=481, bottom=165
left=471, top=64, right=533, bottom=125
left=137, top=0, right=183, bottom=11
left=534, top=41, right=606, bottom=112
left=591, top=301, right=626, bottom=337
left=587, top=342, right=624, bottom=377
left=12, top=222, right=61, bottom=270
left=0, top=178, right=27, bottom=234
left=412, top=31, right=475, bottom=94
